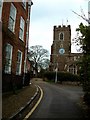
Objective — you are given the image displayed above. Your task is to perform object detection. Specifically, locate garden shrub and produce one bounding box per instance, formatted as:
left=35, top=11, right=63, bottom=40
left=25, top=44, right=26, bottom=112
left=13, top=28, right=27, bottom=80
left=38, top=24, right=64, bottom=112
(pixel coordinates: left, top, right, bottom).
left=44, top=71, right=80, bottom=83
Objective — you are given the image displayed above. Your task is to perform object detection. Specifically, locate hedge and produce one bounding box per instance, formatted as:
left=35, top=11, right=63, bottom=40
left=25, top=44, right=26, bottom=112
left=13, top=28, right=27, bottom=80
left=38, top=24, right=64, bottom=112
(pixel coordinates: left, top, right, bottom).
left=44, top=71, right=80, bottom=82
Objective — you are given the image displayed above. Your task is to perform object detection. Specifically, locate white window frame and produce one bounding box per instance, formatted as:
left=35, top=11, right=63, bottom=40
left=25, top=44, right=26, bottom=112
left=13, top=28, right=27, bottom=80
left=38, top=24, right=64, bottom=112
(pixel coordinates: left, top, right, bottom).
left=59, top=32, right=64, bottom=41
left=8, top=3, right=17, bottom=33
left=16, top=50, right=22, bottom=75
left=22, top=0, right=26, bottom=9
left=19, top=16, right=25, bottom=41
left=0, top=0, right=3, bottom=21
left=4, top=43, right=13, bottom=74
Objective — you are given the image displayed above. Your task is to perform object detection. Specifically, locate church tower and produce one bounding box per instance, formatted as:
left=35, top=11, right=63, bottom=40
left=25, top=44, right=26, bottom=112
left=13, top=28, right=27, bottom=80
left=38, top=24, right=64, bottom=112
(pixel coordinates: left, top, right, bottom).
left=50, top=25, right=71, bottom=71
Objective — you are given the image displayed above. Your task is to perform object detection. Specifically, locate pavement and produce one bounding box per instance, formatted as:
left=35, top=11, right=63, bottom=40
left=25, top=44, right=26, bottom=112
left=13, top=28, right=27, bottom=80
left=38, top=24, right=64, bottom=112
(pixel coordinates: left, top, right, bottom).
left=2, top=78, right=42, bottom=119
left=2, top=78, right=89, bottom=119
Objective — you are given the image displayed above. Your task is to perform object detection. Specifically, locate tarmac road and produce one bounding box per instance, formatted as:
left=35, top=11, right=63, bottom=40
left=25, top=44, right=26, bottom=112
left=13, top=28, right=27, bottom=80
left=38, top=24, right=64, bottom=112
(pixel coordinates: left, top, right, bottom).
left=28, top=81, right=85, bottom=119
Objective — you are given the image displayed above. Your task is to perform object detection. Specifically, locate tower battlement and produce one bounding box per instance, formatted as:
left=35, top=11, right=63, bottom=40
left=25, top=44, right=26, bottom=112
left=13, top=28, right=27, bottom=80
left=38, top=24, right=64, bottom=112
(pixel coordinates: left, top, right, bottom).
left=53, top=25, right=71, bottom=30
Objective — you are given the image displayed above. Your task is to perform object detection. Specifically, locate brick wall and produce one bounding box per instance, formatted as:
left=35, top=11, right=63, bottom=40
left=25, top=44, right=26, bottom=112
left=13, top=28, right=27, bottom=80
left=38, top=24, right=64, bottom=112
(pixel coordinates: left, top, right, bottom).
left=2, top=2, right=30, bottom=92
left=0, top=22, right=2, bottom=70
left=2, top=2, right=28, bottom=74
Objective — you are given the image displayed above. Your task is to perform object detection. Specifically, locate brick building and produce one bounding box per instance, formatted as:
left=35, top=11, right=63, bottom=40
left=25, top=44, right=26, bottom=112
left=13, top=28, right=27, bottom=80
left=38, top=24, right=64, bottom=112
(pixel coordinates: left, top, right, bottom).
left=1, top=1, right=33, bottom=92
left=50, top=25, right=82, bottom=74
left=0, top=0, right=3, bottom=71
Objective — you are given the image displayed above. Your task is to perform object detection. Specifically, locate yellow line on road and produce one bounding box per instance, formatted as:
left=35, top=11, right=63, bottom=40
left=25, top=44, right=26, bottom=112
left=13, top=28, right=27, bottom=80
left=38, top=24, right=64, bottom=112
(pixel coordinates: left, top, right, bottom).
left=23, top=86, right=43, bottom=119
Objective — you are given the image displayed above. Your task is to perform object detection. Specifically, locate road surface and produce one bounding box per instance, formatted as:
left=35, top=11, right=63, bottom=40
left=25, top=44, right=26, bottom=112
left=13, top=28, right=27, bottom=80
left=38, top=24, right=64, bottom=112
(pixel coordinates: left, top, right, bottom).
left=29, top=81, right=85, bottom=119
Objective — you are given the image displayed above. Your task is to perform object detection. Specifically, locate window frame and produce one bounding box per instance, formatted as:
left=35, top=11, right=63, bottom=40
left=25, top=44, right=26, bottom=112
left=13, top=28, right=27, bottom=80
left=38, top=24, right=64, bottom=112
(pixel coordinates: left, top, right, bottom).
left=0, top=0, right=3, bottom=21
left=19, top=16, right=25, bottom=41
left=8, top=3, right=17, bottom=33
left=16, top=50, right=22, bottom=75
left=59, top=32, right=64, bottom=41
left=22, top=0, right=26, bottom=9
left=4, top=43, right=13, bottom=74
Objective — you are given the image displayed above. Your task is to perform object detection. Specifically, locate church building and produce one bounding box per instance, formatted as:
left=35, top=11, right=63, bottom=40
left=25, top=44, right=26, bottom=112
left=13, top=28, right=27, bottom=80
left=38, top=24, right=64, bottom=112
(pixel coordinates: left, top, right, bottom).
left=50, top=25, right=82, bottom=74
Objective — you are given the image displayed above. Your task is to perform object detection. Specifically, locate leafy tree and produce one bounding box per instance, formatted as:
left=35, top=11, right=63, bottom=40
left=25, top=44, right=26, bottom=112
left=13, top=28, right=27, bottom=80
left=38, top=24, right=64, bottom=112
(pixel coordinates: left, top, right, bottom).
left=28, top=45, right=50, bottom=76
left=76, top=23, right=90, bottom=105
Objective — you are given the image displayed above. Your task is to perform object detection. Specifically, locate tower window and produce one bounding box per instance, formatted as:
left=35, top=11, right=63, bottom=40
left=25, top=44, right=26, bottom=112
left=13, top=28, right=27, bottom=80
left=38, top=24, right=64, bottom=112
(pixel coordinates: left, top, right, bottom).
left=60, top=44, right=63, bottom=48
left=59, top=32, right=64, bottom=40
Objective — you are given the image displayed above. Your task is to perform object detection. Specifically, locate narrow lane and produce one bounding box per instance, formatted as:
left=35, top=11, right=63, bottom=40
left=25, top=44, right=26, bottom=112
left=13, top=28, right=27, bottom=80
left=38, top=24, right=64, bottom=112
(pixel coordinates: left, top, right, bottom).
left=29, top=81, right=85, bottom=119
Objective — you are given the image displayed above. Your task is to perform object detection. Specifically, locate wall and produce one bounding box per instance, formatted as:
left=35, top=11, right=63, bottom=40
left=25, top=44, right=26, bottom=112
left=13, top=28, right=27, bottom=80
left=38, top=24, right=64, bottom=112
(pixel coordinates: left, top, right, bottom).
left=2, top=2, right=29, bottom=92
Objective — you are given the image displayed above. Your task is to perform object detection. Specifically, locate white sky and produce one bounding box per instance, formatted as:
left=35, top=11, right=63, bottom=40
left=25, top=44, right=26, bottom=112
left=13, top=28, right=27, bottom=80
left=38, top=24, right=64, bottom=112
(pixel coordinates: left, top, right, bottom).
left=29, top=0, right=88, bottom=54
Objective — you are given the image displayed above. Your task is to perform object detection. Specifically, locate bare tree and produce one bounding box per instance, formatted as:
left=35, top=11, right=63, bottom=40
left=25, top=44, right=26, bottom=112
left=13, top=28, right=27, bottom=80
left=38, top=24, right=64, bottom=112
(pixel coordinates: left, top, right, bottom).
left=28, top=45, right=50, bottom=76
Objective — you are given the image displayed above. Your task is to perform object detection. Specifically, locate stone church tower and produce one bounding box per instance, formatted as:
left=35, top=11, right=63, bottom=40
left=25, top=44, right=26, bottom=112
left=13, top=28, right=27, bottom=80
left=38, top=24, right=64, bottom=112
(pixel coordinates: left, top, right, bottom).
left=50, top=25, right=71, bottom=71
left=50, top=25, right=82, bottom=74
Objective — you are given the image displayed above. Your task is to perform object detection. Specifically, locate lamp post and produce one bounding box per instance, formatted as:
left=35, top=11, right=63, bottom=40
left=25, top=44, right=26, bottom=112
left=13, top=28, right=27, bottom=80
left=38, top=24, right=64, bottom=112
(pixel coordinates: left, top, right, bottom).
left=55, top=55, right=58, bottom=83
left=54, top=48, right=65, bottom=83
left=54, top=41, right=59, bottom=83
left=55, top=63, right=58, bottom=83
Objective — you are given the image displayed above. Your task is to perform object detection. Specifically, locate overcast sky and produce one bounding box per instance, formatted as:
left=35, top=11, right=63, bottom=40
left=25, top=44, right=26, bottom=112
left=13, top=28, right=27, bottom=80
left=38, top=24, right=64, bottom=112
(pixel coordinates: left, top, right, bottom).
left=29, top=0, right=88, bottom=54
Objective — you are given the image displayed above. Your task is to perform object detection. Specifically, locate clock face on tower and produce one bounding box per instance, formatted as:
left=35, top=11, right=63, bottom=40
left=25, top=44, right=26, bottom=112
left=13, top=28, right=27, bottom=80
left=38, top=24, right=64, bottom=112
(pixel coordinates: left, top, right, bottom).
left=59, top=48, right=65, bottom=54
